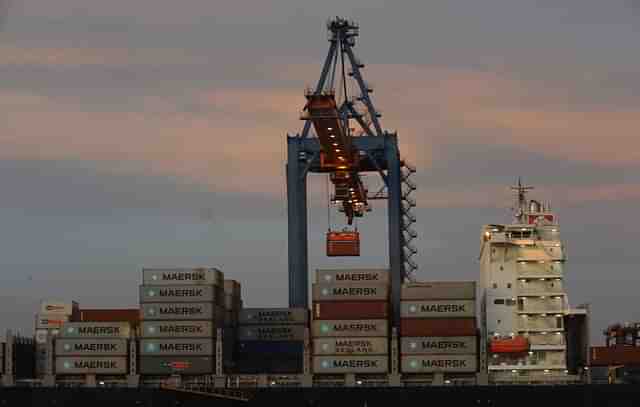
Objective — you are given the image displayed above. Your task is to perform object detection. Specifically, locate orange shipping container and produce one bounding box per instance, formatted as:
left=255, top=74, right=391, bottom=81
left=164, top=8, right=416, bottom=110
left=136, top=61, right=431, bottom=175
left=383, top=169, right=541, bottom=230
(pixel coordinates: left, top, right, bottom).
left=400, top=318, right=476, bottom=337
left=590, top=346, right=640, bottom=367
left=313, top=301, right=389, bottom=320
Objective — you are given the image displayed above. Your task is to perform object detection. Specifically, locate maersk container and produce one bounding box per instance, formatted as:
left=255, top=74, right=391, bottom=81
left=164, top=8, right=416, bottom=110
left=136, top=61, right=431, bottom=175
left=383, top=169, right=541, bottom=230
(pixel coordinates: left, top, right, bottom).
left=55, top=339, right=128, bottom=356
left=400, top=318, right=476, bottom=337
left=237, top=325, right=305, bottom=341
left=139, top=356, right=215, bottom=375
left=139, top=285, right=218, bottom=304
left=312, top=320, right=388, bottom=337
left=35, top=314, right=69, bottom=329
left=55, top=357, right=128, bottom=375
left=239, top=308, right=308, bottom=325
left=313, top=337, right=388, bottom=355
left=140, top=339, right=215, bottom=356
left=140, top=303, right=215, bottom=321
left=313, top=301, right=389, bottom=320
left=315, top=269, right=389, bottom=285
left=59, top=322, right=131, bottom=339
left=401, top=282, right=476, bottom=300
left=312, top=283, right=389, bottom=301
left=401, top=355, right=477, bottom=373
left=140, top=321, right=214, bottom=338
left=236, top=341, right=304, bottom=355
left=400, top=336, right=477, bottom=355
left=313, top=356, right=388, bottom=374
left=400, top=300, right=476, bottom=319
left=142, top=268, right=223, bottom=286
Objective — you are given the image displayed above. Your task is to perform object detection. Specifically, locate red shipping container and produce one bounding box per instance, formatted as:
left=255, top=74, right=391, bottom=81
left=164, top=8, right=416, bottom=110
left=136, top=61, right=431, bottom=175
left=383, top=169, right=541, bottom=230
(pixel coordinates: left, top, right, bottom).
left=79, top=309, right=141, bottom=326
left=400, top=318, right=476, bottom=337
left=590, top=346, right=640, bottom=367
left=313, top=301, right=389, bottom=320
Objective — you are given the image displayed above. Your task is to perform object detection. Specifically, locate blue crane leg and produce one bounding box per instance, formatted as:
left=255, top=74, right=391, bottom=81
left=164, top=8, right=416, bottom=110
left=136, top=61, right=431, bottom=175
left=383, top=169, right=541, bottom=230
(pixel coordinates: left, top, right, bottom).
left=385, top=133, right=403, bottom=330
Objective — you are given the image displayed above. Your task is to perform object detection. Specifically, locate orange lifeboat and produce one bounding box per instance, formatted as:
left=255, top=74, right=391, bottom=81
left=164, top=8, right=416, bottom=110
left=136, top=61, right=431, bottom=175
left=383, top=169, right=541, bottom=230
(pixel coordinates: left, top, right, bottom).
left=490, top=336, right=530, bottom=354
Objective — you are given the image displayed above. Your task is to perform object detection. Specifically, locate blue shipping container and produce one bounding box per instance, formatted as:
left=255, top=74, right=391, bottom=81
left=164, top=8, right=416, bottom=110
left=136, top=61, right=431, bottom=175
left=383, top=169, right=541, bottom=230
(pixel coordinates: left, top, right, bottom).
left=236, top=341, right=304, bottom=355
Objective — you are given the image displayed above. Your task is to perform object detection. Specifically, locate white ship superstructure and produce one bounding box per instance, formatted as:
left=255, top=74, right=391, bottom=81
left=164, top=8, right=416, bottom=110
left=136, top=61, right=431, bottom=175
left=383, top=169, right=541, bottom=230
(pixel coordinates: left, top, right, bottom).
left=479, top=181, right=573, bottom=383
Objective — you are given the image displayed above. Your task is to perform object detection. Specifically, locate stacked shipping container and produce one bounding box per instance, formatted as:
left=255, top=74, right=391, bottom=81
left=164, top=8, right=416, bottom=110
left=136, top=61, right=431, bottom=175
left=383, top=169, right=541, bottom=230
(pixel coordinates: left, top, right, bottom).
left=312, top=268, right=390, bottom=374
left=138, top=268, right=224, bottom=375
left=34, top=301, right=79, bottom=377
left=222, top=279, right=242, bottom=371
left=55, top=321, right=131, bottom=375
left=235, top=308, right=308, bottom=374
left=400, top=282, right=478, bottom=374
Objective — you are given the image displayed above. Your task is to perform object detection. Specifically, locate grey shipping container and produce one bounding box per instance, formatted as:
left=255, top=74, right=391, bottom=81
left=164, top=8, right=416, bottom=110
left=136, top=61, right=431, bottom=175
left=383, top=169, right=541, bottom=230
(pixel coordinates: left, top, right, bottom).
left=140, top=339, right=215, bottom=356
left=55, top=339, right=128, bottom=356
left=139, top=285, right=218, bottom=304
left=312, top=320, right=388, bottom=337
left=400, top=336, right=477, bottom=355
left=140, top=303, right=215, bottom=321
left=313, top=337, right=388, bottom=355
left=312, top=283, right=389, bottom=301
left=400, top=300, right=476, bottom=318
left=59, top=322, right=131, bottom=339
left=316, top=269, right=389, bottom=284
left=401, top=355, right=477, bottom=373
left=55, top=357, right=128, bottom=375
left=239, top=308, right=308, bottom=325
left=142, top=268, right=223, bottom=286
left=313, top=356, right=388, bottom=374
left=139, top=356, right=215, bottom=375
left=401, top=282, right=476, bottom=300
left=141, top=321, right=214, bottom=338
left=237, top=325, right=306, bottom=341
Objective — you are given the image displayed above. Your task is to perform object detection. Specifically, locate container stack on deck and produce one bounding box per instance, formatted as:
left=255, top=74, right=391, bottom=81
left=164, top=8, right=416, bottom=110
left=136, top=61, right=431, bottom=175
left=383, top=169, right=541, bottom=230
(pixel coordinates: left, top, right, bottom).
left=138, top=268, right=224, bottom=376
left=234, top=308, right=308, bottom=374
left=311, top=268, right=390, bottom=375
left=222, top=279, right=242, bottom=371
left=400, top=282, right=478, bottom=376
left=34, top=301, right=79, bottom=378
left=54, top=321, right=131, bottom=376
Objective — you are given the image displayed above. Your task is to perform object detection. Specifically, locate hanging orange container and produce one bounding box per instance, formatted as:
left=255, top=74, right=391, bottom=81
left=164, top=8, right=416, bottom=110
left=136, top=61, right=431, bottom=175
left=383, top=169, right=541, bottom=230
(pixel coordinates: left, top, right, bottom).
left=326, top=231, right=360, bottom=256
left=490, top=336, right=530, bottom=354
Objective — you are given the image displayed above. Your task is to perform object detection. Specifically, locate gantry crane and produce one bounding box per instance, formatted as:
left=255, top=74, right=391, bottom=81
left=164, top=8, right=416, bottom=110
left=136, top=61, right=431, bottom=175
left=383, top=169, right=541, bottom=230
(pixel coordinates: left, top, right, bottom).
left=286, top=17, right=418, bottom=329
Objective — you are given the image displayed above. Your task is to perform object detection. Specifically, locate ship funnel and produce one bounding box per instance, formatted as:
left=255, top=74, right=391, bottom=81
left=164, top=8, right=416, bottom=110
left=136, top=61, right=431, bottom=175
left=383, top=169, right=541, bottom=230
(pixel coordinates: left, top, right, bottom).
left=529, top=200, right=541, bottom=213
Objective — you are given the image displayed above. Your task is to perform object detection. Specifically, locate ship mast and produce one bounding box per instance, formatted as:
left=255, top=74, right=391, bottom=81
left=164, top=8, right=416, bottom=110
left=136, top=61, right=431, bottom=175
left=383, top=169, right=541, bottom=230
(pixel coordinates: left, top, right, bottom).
left=510, top=177, right=534, bottom=224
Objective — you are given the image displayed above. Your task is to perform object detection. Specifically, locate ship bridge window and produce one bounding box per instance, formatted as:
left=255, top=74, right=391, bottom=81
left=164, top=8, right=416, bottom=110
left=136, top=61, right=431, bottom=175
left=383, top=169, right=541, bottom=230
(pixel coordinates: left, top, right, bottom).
left=494, top=299, right=505, bottom=305
left=510, top=231, right=532, bottom=239
left=506, top=299, right=516, bottom=306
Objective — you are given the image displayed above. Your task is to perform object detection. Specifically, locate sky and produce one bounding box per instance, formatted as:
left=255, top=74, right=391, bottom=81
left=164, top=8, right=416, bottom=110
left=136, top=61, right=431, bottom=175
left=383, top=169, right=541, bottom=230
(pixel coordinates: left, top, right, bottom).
left=1, top=0, right=639, bottom=344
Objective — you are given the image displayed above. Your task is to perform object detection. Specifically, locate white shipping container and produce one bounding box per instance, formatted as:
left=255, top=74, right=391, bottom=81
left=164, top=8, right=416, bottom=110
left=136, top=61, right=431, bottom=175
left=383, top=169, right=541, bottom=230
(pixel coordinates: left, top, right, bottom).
left=312, top=283, right=389, bottom=301
left=311, top=320, right=388, bottom=337
left=35, top=314, right=69, bottom=329
left=140, top=303, right=215, bottom=321
left=40, top=300, right=78, bottom=316
left=400, top=337, right=477, bottom=355
left=142, top=268, right=223, bottom=286
left=313, top=337, right=388, bottom=355
left=313, top=356, right=388, bottom=374
left=401, top=355, right=477, bottom=373
left=59, top=322, right=131, bottom=339
left=55, top=357, right=128, bottom=375
left=400, top=300, right=476, bottom=318
left=315, top=269, right=389, bottom=284
left=55, top=339, right=128, bottom=356
left=139, top=285, right=218, bottom=303
left=141, top=321, right=214, bottom=338
left=140, top=339, right=215, bottom=356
